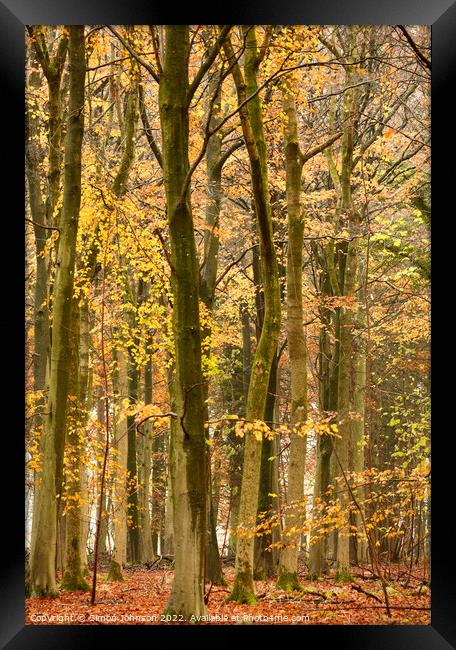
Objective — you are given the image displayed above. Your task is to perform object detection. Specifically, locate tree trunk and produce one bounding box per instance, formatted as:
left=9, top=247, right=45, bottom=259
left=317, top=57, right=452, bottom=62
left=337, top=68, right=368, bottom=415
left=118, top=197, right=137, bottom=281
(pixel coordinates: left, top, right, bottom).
left=228, top=308, right=250, bottom=556
left=159, top=25, right=206, bottom=618
left=254, top=354, right=278, bottom=579
left=107, top=349, right=129, bottom=581
left=30, top=26, right=85, bottom=598
left=103, top=48, right=140, bottom=579
left=96, top=390, right=108, bottom=556
left=126, top=359, right=140, bottom=563
left=200, top=76, right=225, bottom=584
left=334, top=70, right=361, bottom=581
left=26, top=34, right=68, bottom=562
left=78, top=299, right=91, bottom=576
left=352, top=277, right=367, bottom=564
left=277, top=85, right=308, bottom=592
left=309, top=266, right=337, bottom=578
left=162, top=364, right=175, bottom=556
left=61, top=297, right=90, bottom=591
left=335, top=239, right=357, bottom=580
left=138, top=353, right=154, bottom=563
left=224, top=27, right=281, bottom=604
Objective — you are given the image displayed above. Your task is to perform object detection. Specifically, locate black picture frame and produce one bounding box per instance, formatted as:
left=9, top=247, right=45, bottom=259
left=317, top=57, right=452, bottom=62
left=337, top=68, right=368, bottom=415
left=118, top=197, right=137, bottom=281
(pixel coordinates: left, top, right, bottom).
left=2, top=1, right=454, bottom=647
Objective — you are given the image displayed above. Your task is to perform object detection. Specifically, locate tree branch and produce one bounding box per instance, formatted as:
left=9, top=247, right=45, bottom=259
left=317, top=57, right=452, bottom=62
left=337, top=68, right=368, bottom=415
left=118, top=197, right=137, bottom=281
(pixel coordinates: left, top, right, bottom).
left=187, top=25, right=232, bottom=104
left=397, top=26, right=431, bottom=71
left=301, top=131, right=343, bottom=163
left=107, top=25, right=160, bottom=82
left=138, top=82, right=163, bottom=168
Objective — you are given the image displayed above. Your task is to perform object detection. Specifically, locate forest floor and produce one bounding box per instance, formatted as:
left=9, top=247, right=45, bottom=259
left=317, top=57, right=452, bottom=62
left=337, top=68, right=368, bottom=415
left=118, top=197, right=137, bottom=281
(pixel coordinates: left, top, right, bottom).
left=26, top=563, right=430, bottom=626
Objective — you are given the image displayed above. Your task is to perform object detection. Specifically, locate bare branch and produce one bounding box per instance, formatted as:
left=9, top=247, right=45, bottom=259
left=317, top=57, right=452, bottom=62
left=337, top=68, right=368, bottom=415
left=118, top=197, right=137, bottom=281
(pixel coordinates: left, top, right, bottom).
left=187, top=25, right=232, bottom=104
left=107, top=25, right=160, bottom=82
left=397, top=26, right=431, bottom=71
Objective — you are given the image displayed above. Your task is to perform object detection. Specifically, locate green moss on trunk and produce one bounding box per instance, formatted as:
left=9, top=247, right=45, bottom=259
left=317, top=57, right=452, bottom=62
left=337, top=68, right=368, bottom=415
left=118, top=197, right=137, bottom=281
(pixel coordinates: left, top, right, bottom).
left=107, top=560, right=124, bottom=582
left=226, top=572, right=258, bottom=605
left=31, top=584, right=59, bottom=599
left=276, top=571, right=303, bottom=593
left=336, top=567, right=354, bottom=583
left=61, top=572, right=90, bottom=592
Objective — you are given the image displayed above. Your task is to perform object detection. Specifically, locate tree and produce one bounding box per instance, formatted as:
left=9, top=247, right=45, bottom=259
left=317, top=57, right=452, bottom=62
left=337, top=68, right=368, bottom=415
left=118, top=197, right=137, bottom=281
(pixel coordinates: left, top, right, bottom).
left=30, top=25, right=85, bottom=598
left=224, top=26, right=281, bottom=604
left=158, top=24, right=207, bottom=619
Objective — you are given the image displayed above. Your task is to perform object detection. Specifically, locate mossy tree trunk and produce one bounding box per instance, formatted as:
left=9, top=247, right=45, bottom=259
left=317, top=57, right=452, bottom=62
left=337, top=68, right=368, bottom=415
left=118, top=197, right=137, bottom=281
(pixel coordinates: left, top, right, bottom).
left=26, top=31, right=68, bottom=563
left=61, top=297, right=90, bottom=592
left=147, top=301, right=170, bottom=560
left=151, top=423, right=166, bottom=556
left=198, top=64, right=244, bottom=580
left=30, top=25, right=85, bottom=598
left=254, top=353, right=278, bottom=580
left=252, top=246, right=279, bottom=580
left=26, top=58, right=51, bottom=562
left=277, top=87, right=308, bottom=592
left=309, top=304, right=334, bottom=577
left=27, top=25, right=68, bottom=228
left=116, top=60, right=141, bottom=565
left=335, top=239, right=358, bottom=581
left=224, top=27, right=281, bottom=604
left=159, top=25, right=207, bottom=618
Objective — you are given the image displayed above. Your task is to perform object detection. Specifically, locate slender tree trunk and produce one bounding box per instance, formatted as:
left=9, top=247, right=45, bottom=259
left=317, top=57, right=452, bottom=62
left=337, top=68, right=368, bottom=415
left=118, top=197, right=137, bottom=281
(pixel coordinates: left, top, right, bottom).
left=335, top=240, right=357, bottom=580
left=252, top=245, right=280, bottom=580
left=80, top=463, right=89, bottom=575
left=78, top=299, right=91, bottom=576
left=151, top=429, right=165, bottom=557
left=277, top=86, right=308, bottom=592
left=254, top=354, right=278, bottom=579
left=224, top=27, right=281, bottom=604
left=159, top=25, right=207, bottom=618
left=352, top=275, right=367, bottom=564
left=334, top=68, right=361, bottom=581
left=138, top=353, right=154, bottom=563
left=30, top=26, right=85, bottom=598
left=100, top=50, right=139, bottom=578
left=199, top=72, right=225, bottom=585
left=126, top=359, right=140, bottom=563
left=26, top=60, right=51, bottom=562
left=228, top=309, right=250, bottom=556
left=148, top=362, right=169, bottom=556
left=26, top=34, right=69, bottom=562
left=163, top=465, right=175, bottom=555
left=61, top=297, right=90, bottom=591
left=96, top=390, right=108, bottom=556
left=162, top=364, right=175, bottom=556
left=107, top=349, right=129, bottom=581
